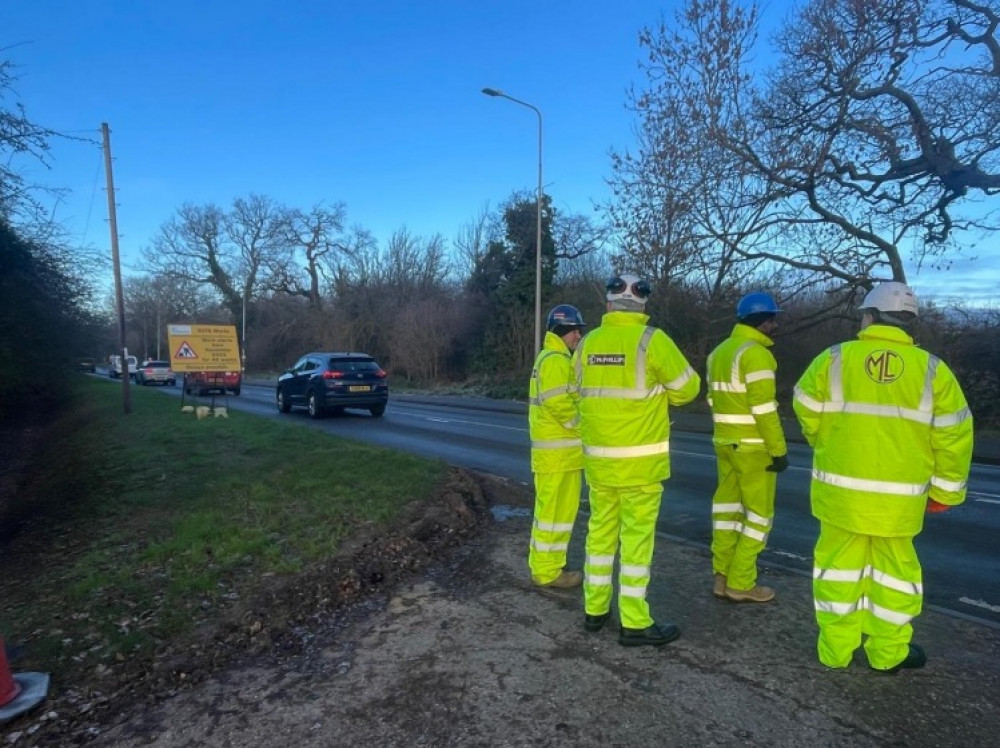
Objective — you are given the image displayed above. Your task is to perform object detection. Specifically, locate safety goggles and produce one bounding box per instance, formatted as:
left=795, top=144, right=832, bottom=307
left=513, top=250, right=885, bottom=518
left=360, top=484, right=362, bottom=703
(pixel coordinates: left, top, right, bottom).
left=606, top=276, right=651, bottom=300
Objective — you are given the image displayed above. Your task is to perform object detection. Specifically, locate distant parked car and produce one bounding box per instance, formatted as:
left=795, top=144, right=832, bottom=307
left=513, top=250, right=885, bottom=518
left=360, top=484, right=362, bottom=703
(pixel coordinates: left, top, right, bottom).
left=276, top=352, right=388, bottom=418
left=78, top=357, right=97, bottom=373
left=135, top=360, right=175, bottom=386
left=184, top=370, right=242, bottom=396
left=108, top=355, right=138, bottom=380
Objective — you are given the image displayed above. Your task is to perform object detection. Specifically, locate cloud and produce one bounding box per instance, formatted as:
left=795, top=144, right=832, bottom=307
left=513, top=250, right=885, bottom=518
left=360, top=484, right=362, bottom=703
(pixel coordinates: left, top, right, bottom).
left=911, top=254, right=1000, bottom=307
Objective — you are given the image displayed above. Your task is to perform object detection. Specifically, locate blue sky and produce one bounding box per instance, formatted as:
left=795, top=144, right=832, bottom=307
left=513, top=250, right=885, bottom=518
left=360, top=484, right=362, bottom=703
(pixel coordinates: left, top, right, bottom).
left=5, top=0, right=998, bottom=302
left=6, top=1, right=658, bottom=267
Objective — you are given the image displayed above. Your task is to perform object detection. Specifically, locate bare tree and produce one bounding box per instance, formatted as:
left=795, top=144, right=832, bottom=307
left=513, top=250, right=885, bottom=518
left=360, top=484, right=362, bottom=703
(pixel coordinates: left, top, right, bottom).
left=609, top=18, right=766, bottom=302
left=551, top=211, right=610, bottom=261
left=0, top=53, right=105, bottom=292
left=143, top=203, right=231, bottom=300
left=388, top=296, right=463, bottom=382
left=273, top=202, right=351, bottom=310
left=142, top=194, right=288, bottom=322
left=628, top=0, right=1000, bottom=300
left=0, top=54, right=59, bottom=225
left=326, top=228, right=454, bottom=363
left=226, top=194, right=288, bottom=314
left=452, top=203, right=495, bottom=280
left=382, top=228, right=451, bottom=295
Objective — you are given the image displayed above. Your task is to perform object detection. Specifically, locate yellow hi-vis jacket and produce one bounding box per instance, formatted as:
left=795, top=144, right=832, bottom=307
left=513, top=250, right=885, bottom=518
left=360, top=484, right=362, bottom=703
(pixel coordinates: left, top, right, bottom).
left=793, top=324, right=974, bottom=537
left=573, top=311, right=701, bottom=487
left=529, top=331, right=583, bottom=473
left=707, top=322, right=787, bottom=456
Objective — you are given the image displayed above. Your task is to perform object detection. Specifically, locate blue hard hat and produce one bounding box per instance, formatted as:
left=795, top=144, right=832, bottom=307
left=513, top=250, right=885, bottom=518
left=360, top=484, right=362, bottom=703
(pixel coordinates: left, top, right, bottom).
left=546, top=304, right=586, bottom=331
left=736, top=292, right=780, bottom=318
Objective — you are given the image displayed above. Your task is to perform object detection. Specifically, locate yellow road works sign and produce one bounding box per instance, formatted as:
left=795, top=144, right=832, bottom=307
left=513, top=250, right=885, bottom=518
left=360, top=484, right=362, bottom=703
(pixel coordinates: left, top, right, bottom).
left=167, top=324, right=241, bottom=372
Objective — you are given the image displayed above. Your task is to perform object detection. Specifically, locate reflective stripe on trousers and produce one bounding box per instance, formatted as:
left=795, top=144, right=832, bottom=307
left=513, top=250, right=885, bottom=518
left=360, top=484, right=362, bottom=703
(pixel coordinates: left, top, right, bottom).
left=710, top=445, right=775, bottom=590
left=528, top=470, right=582, bottom=584
left=584, top=482, right=662, bottom=629
left=812, top=523, right=922, bottom=670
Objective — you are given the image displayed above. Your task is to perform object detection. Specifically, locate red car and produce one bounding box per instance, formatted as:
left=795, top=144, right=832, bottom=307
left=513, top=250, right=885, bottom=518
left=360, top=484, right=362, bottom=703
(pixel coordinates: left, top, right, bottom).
left=183, top=370, right=242, bottom=396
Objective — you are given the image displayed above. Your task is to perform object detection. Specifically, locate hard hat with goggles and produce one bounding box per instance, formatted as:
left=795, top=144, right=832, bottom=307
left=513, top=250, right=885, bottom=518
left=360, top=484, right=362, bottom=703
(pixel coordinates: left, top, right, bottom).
left=606, top=274, right=651, bottom=305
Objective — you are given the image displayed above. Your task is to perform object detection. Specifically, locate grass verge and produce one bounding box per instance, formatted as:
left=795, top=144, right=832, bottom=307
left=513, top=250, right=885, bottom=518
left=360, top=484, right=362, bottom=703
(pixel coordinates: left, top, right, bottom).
left=0, top=377, right=447, bottom=677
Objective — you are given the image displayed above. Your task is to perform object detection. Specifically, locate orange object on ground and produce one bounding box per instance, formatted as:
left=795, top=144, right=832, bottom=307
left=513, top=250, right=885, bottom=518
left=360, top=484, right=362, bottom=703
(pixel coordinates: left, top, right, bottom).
left=0, top=639, right=21, bottom=706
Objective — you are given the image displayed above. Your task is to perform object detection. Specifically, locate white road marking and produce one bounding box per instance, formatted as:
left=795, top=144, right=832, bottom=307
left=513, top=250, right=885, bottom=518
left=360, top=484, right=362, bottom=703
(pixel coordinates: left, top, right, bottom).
left=771, top=550, right=811, bottom=562
left=959, top=597, right=1000, bottom=613
left=393, top=409, right=528, bottom=432
left=975, top=498, right=1000, bottom=505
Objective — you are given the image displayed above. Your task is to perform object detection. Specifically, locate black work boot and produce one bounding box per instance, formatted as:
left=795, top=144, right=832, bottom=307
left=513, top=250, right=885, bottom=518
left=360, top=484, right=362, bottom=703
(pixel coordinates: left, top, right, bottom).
left=871, top=644, right=927, bottom=674
left=584, top=612, right=611, bottom=633
left=618, top=622, right=681, bottom=647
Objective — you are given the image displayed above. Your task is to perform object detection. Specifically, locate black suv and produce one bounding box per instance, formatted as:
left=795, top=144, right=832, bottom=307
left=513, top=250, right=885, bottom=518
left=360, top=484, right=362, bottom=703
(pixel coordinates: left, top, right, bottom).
left=276, top=352, right=388, bottom=418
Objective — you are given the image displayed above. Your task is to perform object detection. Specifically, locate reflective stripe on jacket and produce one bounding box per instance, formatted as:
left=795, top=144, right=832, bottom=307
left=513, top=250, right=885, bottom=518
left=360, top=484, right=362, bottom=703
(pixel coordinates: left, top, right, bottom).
left=529, top=331, right=583, bottom=473
left=706, top=322, right=787, bottom=456
left=792, top=324, right=973, bottom=537
left=573, top=311, right=700, bottom=487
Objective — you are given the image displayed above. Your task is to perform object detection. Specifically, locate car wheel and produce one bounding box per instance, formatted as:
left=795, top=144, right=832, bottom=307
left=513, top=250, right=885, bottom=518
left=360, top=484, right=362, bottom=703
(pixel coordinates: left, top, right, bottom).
left=232, top=388, right=240, bottom=396
left=369, top=404, right=386, bottom=418
left=277, top=388, right=291, bottom=413
left=307, top=392, right=324, bottom=419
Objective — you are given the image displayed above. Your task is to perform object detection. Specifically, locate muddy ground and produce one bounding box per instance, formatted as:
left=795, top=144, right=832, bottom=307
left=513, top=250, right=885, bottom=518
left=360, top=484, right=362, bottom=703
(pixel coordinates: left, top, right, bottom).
left=0, top=417, right=510, bottom=746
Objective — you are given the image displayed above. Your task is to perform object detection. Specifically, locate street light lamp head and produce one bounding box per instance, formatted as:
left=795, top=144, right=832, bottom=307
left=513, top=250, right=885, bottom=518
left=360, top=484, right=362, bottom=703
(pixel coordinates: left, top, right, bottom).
left=481, top=87, right=502, bottom=97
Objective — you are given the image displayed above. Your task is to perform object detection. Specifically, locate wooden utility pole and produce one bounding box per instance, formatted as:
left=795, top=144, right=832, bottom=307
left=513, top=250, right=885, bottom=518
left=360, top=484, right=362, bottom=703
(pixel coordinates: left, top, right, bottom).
left=102, top=122, right=131, bottom=414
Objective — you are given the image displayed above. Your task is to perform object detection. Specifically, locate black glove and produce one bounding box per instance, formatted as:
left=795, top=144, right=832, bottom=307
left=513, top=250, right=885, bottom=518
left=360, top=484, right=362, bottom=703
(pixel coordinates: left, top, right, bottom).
left=766, top=454, right=789, bottom=473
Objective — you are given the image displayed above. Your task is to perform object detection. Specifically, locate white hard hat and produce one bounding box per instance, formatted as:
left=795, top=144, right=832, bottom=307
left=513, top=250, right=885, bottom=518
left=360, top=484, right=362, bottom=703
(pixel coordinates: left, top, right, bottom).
left=859, top=282, right=919, bottom=316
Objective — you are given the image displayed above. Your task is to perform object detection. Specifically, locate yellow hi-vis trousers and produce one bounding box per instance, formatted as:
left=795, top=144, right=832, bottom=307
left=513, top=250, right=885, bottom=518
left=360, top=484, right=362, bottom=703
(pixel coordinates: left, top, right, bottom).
left=710, top=445, right=776, bottom=590
left=584, top=482, right=662, bottom=630
left=528, top=469, right=582, bottom=584
left=813, top=523, right=923, bottom=670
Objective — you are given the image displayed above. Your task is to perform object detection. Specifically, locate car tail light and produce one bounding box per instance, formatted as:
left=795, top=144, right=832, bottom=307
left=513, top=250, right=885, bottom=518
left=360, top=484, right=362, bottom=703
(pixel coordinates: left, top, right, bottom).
left=375, top=369, right=387, bottom=379
left=322, top=370, right=344, bottom=379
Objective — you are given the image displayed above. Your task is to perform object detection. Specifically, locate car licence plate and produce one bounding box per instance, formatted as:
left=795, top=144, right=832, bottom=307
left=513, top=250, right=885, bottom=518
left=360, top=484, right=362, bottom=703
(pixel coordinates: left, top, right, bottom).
left=349, top=385, right=371, bottom=392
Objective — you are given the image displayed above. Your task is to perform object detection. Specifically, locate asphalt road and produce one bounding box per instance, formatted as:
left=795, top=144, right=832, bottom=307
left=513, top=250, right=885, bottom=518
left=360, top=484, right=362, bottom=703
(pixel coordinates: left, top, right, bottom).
left=137, top=377, right=1000, bottom=628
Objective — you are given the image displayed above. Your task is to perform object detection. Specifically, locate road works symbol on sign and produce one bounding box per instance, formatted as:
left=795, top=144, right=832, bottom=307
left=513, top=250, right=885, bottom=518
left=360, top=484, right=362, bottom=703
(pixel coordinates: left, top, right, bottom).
left=174, top=341, right=198, bottom=359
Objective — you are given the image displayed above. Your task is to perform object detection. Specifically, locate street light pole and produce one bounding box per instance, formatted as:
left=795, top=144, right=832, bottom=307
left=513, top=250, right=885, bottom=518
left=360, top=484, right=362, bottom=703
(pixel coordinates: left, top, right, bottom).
left=241, top=291, right=247, bottom=371
left=482, top=87, right=544, bottom=358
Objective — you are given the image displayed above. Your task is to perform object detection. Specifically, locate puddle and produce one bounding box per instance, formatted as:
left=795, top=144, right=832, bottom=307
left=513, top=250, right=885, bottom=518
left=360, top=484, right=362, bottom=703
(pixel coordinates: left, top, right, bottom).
left=490, top=504, right=531, bottom=522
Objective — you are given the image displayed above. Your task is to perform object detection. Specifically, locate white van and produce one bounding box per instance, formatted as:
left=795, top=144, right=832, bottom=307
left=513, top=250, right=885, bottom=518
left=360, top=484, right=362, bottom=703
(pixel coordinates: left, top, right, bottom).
left=108, top=354, right=138, bottom=379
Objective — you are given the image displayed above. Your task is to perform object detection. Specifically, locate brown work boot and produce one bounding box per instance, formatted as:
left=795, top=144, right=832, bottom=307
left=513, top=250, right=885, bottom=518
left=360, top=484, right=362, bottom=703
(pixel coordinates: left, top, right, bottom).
left=725, top=584, right=775, bottom=603
left=533, top=570, right=583, bottom=589
left=713, top=573, right=727, bottom=599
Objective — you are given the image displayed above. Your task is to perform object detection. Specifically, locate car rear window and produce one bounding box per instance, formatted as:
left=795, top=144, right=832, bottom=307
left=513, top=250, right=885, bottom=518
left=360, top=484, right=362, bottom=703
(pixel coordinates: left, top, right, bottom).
left=146, top=362, right=170, bottom=368
left=327, top=359, right=379, bottom=373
